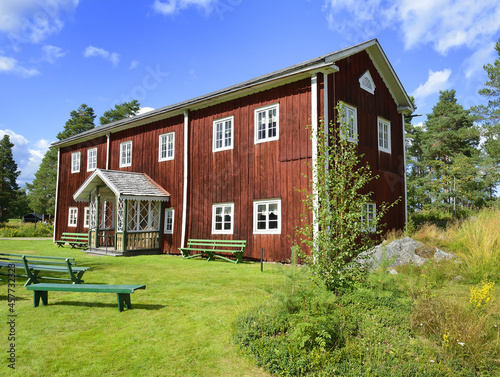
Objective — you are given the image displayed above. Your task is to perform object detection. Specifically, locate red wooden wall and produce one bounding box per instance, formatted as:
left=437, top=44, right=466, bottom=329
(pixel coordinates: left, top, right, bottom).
left=55, top=49, right=406, bottom=262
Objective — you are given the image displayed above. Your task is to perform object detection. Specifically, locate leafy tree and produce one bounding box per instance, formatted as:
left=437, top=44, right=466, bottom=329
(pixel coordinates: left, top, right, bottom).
left=0, top=135, right=21, bottom=222
left=99, top=100, right=140, bottom=125
left=296, top=103, right=397, bottom=293
left=471, top=37, right=500, bottom=162
left=26, top=148, right=58, bottom=218
left=56, top=104, right=96, bottom=140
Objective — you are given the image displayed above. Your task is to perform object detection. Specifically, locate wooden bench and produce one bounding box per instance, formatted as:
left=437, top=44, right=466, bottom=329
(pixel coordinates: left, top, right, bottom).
left=180, top=239, right=246, bottom=264
left=0, top=253, right=90, bottom=286
left=55, top=232, right=89, bottom=249
left=26, top=283, right=146, bottom=312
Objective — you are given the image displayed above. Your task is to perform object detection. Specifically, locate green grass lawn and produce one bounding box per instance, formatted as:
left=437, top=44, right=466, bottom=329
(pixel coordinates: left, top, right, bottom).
left=0, top=240, right=276, bottom=376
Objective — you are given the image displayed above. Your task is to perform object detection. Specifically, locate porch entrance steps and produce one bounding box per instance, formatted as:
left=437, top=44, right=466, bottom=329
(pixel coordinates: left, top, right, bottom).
left=84, top=247, right=124, bottom=257
left=83, top=247, right=163, bottom=257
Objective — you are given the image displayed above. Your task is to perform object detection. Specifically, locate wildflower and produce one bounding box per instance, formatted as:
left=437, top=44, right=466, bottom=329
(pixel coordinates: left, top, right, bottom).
left=470, top=282, right=495, bottom=309
left=443, top=330, right=450, bottom=347
left=458, top=342, right=465, bottom=346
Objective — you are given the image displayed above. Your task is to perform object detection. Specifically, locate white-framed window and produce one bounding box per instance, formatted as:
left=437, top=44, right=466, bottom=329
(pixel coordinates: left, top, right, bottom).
left=361, top=203, right=377, bottom=232
left=255, top=103, right=279, bottom=144
left=71, top=151, right=81, bottom=173
left=87, top=148, right=97, bottom=171
left=359, top=70, right=376, bottom=94
left=120, top=141, right=132, bottom=167
left=253, top=199, right=281, bottom=234
left=164, top=208, right=174, bottom=234
left=213, top=116, right=234, bottom=152
left=212, top=203, right=234, bottom=234
left=377, top=118, right=391, bottom=153
left=84, top=207, right=90, bottom=228
left=68, top=207, right=78, bottom=227
left=340, top=103, right=358, bottom=142
left=126, top=200, right=161, bottom=232
left=159, top=132, right=175, bottom=161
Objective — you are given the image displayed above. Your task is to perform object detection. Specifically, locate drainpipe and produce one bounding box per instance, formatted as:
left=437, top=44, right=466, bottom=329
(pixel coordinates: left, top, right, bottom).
left=401, top=113, right=408, bottom=229
left=181, top=110, right=189, bottom=249
left=106, top=133, right=110, bottom=170
left=53, top=147, right=61, bottom=243
left=311, top=74, right=319, bottom=245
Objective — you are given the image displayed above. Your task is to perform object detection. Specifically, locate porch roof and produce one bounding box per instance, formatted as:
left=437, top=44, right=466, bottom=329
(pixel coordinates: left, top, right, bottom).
left=73, top=169, right=170, bottom=202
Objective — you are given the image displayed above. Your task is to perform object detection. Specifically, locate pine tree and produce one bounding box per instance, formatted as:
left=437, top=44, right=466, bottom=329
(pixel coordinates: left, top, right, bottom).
left=0, top=135, right=21, bottom=222
left=421, top=90, right=481, bottom=213
left=56, top=104, right=96, bottom=141
left=26, top=148, right=58, bottom=218
left=100, top=100, right=140, bottom=125
left=471, top=38, right=500, bottom=162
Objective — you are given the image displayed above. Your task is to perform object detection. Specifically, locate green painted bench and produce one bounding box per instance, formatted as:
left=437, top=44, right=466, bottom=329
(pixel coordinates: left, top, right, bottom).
left=0, top=253, right=90, bottom=286
left=26, top=283, right=146, bottom=312
left=180, top=239, right=246, bottom=264
left=56, top=232, right=89, bottom=249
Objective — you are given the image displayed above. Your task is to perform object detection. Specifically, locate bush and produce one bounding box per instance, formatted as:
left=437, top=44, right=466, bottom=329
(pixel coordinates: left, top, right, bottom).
left=0, top=222, right=53, bottom=237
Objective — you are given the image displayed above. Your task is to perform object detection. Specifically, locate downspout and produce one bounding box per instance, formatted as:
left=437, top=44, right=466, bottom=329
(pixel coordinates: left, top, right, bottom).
left=106, top=132, right=110, bottom=170
left=401, top=113, right=408, bottom=229
left=311, top=74, right=319, bottom=245
left=181, top=110, right=189, bottom=249
left=53, top=147, right=61, bottom=243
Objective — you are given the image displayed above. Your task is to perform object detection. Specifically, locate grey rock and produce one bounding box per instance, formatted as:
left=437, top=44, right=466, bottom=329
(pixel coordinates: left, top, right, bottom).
left=434, top=248, right=458, bottom=262
left=358, top=236, right=427, bottom=269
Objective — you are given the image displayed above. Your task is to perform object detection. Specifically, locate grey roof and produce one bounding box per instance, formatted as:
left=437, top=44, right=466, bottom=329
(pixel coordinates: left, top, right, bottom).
left=73, top=169, right=170, bottom=202
left=52, top=39, right=414, bottom=149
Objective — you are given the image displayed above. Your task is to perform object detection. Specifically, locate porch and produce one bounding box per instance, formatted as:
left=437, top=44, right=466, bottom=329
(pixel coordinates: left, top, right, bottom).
left=73, top=169, right=170, bottom=256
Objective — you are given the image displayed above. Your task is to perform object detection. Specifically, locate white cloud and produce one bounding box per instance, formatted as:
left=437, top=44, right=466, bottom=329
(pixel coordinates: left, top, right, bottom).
left=137, top=107, right=155, bottom=115
left=153, top=0, right=217, bottom=15
left=463, top=42, right=497, bottom=80
left=129, top=60, right=140, bottom=70
left=83, top=46, right=120, bottom=66
left=42, top=44, right=65, bottom=63
left=0, top=0, right=79, bottom=45
left=0, top=55, right=40, bottom=77
left=323, top=0, right=500, bottom=55
left=412, top=69, right=452, bottom=102
left=0, top=129, right=51, bottom=185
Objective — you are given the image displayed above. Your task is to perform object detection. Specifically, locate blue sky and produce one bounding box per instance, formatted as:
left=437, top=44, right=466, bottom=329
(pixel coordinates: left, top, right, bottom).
left=1, top=0, right=500, bottom=186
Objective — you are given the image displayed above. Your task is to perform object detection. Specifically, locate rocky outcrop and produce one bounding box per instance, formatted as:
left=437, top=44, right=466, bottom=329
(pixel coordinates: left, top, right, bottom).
left=357, top=236, right=458, bottom=270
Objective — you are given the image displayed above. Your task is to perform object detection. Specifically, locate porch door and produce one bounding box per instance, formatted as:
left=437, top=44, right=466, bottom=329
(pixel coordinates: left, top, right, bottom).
left=98, top=199, right=115, bottom=248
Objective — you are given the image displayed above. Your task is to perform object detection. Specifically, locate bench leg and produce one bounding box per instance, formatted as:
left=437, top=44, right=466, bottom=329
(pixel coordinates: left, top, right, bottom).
left=24, top=270, right=40, bottom=287
left=33, top=291, right=48, bottom=307
left=117, top=293, right=132, bottom=312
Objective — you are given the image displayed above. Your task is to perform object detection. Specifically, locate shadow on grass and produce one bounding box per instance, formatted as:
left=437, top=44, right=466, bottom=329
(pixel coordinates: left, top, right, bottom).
left=46, top=301, right=166, bottom=310
left=0, top=294, right=28, bottom=301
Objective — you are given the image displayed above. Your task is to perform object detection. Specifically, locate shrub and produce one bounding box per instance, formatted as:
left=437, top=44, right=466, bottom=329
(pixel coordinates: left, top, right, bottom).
left=0, top=222, right=53, bottom=237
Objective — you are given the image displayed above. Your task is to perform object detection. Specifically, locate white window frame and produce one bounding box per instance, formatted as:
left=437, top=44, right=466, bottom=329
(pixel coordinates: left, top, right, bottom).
left=71, top=151, right=80, bottom=173
left=164, top=208, right=174, bottom=234
left=253, top=199, right=281, bottom=234
left=120, top=141, right=132, bottom=168
left=213, top=116, right=234, bottom=152
left=159, top=132, right=175, bottom=161
left=254, top=103, right=279, bottom=144
left=340, top=103, right=358, bottom=143
left=84, top=207, right=90, bottom=228
left=68, top=207, right=78, bottom=227
left=377, top=117, right=391, bottom=153
left=362, top=203, right=377, bottom=233
left=212, top=203, right=234, bottom=234
left=359, top=70, right=376, bottom=94
left=87, top=148, right=97, bottom=172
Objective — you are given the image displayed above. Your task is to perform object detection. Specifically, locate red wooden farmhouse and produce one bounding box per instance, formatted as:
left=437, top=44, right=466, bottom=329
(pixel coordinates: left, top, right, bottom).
left=51, top=39, right=414, bottom=261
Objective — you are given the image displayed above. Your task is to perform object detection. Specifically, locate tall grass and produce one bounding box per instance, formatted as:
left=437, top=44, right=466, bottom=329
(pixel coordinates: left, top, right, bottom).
left=449, top=209, right=500, bottom=282
left=412, top=208, right=500, bottom=283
